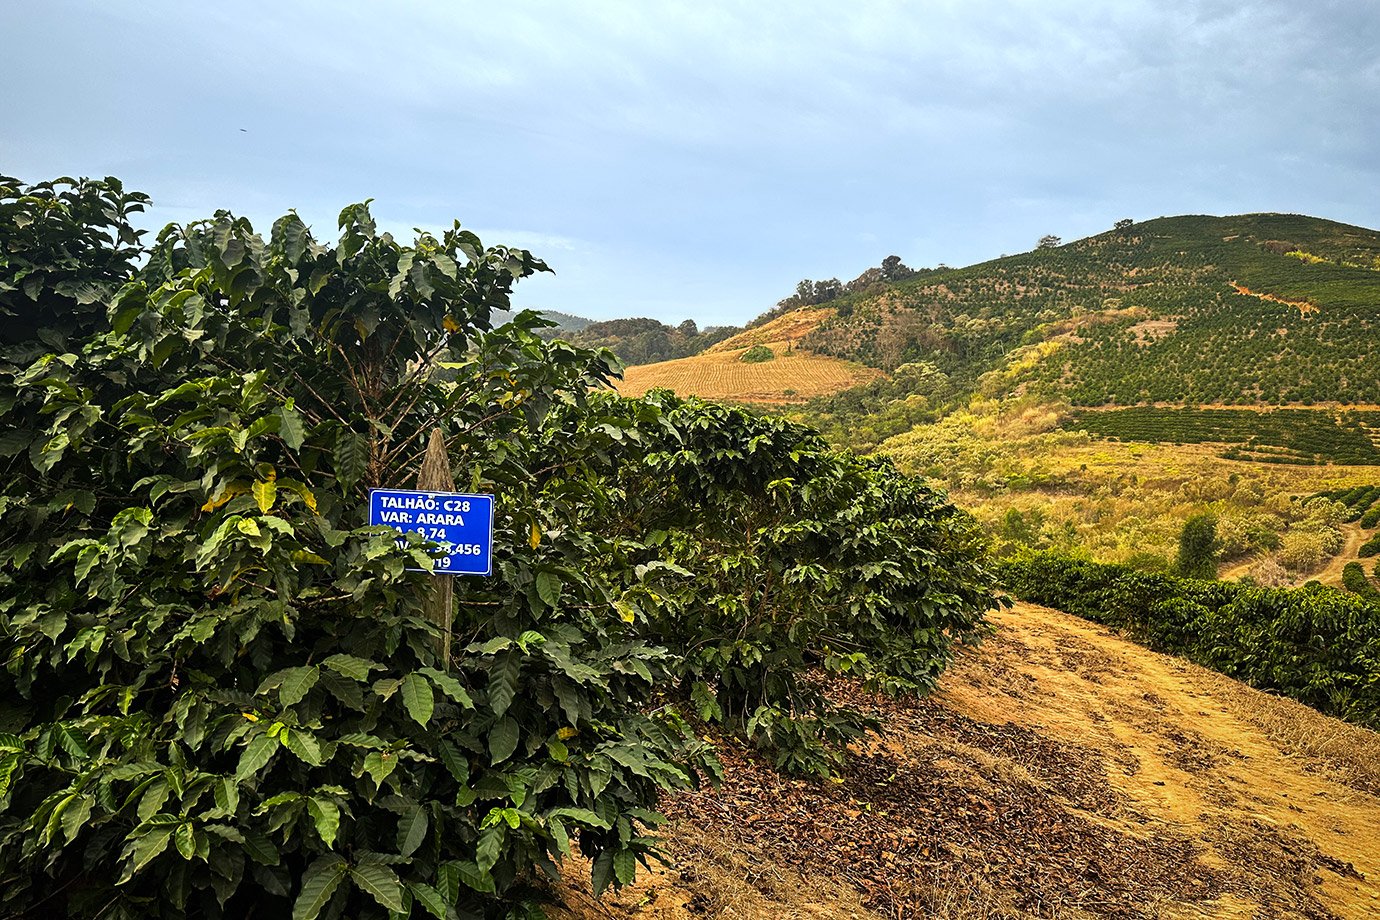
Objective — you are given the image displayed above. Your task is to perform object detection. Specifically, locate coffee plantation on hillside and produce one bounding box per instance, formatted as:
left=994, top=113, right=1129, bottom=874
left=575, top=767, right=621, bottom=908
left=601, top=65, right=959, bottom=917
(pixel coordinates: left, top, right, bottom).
left=1071, top=407, right=1380, bottom=465
left=0, top=176, right=1000, bottom=919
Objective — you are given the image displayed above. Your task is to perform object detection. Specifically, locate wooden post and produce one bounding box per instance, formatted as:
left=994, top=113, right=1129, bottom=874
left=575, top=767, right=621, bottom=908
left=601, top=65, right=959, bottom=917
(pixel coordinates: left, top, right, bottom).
left=417, top=428, right=455, bottom=669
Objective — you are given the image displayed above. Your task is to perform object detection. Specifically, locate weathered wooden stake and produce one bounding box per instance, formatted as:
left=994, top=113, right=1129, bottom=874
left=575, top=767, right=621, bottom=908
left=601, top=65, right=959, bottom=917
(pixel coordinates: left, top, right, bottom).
left=417, top=428, right=455, bottom=669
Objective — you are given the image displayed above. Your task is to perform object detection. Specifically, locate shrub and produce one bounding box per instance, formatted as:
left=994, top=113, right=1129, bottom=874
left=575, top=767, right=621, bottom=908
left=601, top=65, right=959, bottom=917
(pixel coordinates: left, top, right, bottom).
left=0, top=176, right=713, bottom=918
left=1342, top=562, right=1380, bottom=600
left=739, top=345, right=775, bottom=363
left=561, top=391, right=1003, bottom=774
left=1175, top=512, right=1219, bottom=579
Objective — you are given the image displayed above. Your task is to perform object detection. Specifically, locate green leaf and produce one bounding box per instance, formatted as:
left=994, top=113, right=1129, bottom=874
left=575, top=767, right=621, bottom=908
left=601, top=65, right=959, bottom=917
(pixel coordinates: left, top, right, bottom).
left=409, top=882, right=448, bottom=919
left=175, top=822, right=196, bottom=859
left=451, top=860, right=496, bottom=895
left=212, top=777, right=240, bottom=817
left=55, top=724, right=88, bottom=758
left=278, top=666, right=320, bottom=706
left=293, top=854, right=348, bottom=920
left=334, top=430, right=369, bottom=490
left=548, top=807, right=609, bottom=829
left=476, top=827, right=503, bottom=872
left=278, top=404, right=307, bottom=450
left=121, top=827, right=173, bottom=883
left=363, top=751, right=397, bottom=788
left=488, top=717, right=519, bottom=764
left=59, top=793, right=94, bottom=844
left=401, top=672, right=435, bottom=727
left=438, top=741, right=470, bottom=784
left=350, top=861, right=404, bottom=912
left=252, top=478, right=277, bottom=513
left=488, top=653, right=519, bottom=717
left=236, top=734, right=278, bottom=780
left=536, top=570, right=562, bottom=608
left=323, top=653, right=378, bottom=682
left=420, top=667, right=474, bottom=708
left=283, top=728, right=324, bottom=766
left=613, top=847, right=637, bottom=886
left=548, top=817, right=571, bottom=855
left=307, top=796, right=340, bottom=847
left=244, top=828, right=280, bottom=866
left=590, top=849, right=615, bottom=896
left=398, top=807, right=428, bottom=857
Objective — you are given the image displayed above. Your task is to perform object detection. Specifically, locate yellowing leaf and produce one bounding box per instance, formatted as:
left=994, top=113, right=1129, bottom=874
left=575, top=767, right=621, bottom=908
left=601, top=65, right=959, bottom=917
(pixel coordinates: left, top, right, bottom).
left=529, top=522, right=540, bottom=549
left=443, top=315, right=460, bottom=332
left=200, top=482, right=249, bottom=512
left=252, top=479, right=276, bottom=514
left=237, top=519, right=261, bottom=537
left=556, top=726, right=578, bottom=740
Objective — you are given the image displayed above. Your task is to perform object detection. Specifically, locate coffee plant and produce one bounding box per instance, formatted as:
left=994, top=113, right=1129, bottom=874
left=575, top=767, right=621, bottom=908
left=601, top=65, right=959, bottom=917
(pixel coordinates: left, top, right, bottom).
left=546, top=391, right=1002, bottom=774
left=0, top=175, right=721, bottom=919
left=0, top=176, right=1000, bottom=917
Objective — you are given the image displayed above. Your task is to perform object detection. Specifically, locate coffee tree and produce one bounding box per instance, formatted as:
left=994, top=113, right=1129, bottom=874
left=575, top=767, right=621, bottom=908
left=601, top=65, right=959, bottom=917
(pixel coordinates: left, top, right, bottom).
left=0, top=176, right=710, bottom=919
left=0, top=175, right=1001, bottom=918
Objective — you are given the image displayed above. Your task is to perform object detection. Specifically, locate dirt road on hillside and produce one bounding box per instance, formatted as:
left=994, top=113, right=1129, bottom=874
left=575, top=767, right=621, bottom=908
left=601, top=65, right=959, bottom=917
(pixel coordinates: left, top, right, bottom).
left=553, top=604, right=1380, bottom=919
left=1315, top=523, right=1368, bottom=587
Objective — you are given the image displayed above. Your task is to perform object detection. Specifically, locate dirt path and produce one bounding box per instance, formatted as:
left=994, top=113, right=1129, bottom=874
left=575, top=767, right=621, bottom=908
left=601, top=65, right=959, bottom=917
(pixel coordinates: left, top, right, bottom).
left=1220, top=523, right=1368, bottom=586
left=1314, top=523, right=1367, bottom=587
left=554, top=603, right=1380, bottom=919
left=940, top=603, right=1380, bottom=918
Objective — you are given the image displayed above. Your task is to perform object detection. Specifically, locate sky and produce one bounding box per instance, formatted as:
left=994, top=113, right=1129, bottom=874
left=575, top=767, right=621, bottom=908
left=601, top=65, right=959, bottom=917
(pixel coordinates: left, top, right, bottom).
left=5, top=1, right=1379, bottom=327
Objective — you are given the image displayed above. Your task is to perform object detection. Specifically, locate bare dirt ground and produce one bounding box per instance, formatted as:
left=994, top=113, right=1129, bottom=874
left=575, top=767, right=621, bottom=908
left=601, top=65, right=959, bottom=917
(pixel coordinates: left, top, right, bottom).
left=1314, top=523, right=1369, bottom=587
left=550, top=603, right=1380, bottom=919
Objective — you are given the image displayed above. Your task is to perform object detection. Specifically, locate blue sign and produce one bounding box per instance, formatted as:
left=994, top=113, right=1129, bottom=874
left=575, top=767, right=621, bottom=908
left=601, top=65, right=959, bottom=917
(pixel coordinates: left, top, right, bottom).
left=368, top=489, right=494, bottom=575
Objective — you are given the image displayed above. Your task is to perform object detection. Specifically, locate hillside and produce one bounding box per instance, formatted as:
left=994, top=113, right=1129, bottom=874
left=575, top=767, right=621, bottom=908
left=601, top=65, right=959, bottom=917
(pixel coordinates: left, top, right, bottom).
left=553, top=602, right=1380, bottom=919
left=794, top=214, right=1380, bottom=407
left=617, top=309, right=881, bottom=404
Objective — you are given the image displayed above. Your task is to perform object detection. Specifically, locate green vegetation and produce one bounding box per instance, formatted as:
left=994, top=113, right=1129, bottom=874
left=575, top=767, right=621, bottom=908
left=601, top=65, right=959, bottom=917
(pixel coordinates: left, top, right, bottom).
left=785, top=214, right=1380, bottom=406
left=749, top=255, right=928, bottom=330
left=789, top=361, right=955, bottom=452
left=1000, top=553, right=1380, bottom=726
left=0, top=176, right=998, bottom=918
left=1312, top=484, right=1380, bottom=521
left=1175, top=513, right=1219, bottom=579
left=1071, top=408, right=1380, bottom=465
left=1361, top=534, right=1380, bottom=557
left=738, top=344, right=775, bottom=363
left=565, top=316, right=739, bottom=365
left=854, top=399, right=1368, bottom=582
left=1342, top=562, right=1380, bottom=600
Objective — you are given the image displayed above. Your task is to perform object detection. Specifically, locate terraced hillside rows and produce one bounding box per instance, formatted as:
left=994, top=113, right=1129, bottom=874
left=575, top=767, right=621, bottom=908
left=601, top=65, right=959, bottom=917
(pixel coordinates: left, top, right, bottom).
left=1071, top=407, right=1380, bottom=465
left=796, top=214, right=1380, bottom=407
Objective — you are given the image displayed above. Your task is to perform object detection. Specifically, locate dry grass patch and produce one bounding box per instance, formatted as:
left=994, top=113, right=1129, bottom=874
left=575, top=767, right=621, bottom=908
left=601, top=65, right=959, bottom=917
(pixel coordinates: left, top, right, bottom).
left=618, top=347, right=881, bottom=405
left=702, top=308, right=838, bottom=354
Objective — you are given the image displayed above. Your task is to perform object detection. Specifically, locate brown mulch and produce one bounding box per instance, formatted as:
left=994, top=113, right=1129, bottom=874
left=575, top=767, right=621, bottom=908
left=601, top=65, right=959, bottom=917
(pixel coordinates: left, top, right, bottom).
left=666, top=693, right=1226, bottom=920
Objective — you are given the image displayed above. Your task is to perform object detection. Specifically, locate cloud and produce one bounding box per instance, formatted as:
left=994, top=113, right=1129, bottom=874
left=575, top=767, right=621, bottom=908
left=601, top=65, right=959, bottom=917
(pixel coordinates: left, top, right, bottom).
left=5, top=0, right=1378, bottom=326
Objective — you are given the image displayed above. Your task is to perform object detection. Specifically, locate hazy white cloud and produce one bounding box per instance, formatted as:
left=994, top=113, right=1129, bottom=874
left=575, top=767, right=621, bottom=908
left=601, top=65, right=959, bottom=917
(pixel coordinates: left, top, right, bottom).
left=4, top=0, right=1378, bottom=325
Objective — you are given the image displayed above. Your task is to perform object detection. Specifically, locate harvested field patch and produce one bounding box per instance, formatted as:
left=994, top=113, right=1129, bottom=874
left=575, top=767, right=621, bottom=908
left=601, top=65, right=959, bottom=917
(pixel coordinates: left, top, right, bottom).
left=617, top=346, right=881, bottom=404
